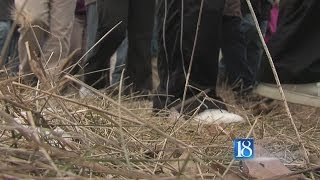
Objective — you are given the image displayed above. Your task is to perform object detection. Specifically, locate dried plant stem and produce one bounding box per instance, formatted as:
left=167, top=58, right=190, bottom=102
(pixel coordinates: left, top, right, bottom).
left=64, top=75, right=193, bottom=146
left=118, top=69, right=131, bottom=167
left=63, top=75, right=232, bottom=176
left=12, top=82, right=140, bottom=124
left=0, top=110, right=61, bottom=175
left=244, top=0, right=311, bottom=172
left=11, top=78, right=245, bottom=178
left=153, top=138, right=168, bottom=173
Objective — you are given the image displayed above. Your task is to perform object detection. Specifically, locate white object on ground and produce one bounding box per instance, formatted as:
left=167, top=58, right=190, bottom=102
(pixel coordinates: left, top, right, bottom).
left=194, top=109, right=244, bottom=124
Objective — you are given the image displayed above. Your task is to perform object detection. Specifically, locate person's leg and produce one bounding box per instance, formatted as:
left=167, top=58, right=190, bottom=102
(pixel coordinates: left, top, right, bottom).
left=6, top=25, right=20, bottom=73
left=112, top=37, right=128, bottom=85
left=246, top=20, right=268, bottom=84
left=66, top=14, right=86, bottom=75
left=154, top=0, right=227, bottom=114
left=150, top=12, right=158, bottom=59
left=16, top=0, right=49, bottom=80
left=181, top=0, right=226, bottom=113
left=151, top=10, right=159, bottom=90
left=83, top=0, right=128, bottom=89
left=85, top=2, right=98, bottom=57
left=42, top=0, right=76, bottom=76
left=0, top=21, right=10, bottom=52
left=70, top=15, right=86, bottom=54
left=241, top=14, right=268, bottom=85
left=126, top=0, right=155, bottom=92
left=181, top=0, right=243, bottom=122
left=153, top=0, right=178, bottom=111
left=255, top=0, right=320, bottom=108
left=221, top=15, right=253, bottom=90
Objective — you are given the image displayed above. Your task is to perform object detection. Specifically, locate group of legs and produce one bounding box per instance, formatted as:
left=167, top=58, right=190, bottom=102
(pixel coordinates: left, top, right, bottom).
left=83, top=0, right=155, bottom=94
left=14, top=0, right=266, bottom=119
left=80, top=0, right=245, bottom=120
left=12, top=0, right=320, bottom=116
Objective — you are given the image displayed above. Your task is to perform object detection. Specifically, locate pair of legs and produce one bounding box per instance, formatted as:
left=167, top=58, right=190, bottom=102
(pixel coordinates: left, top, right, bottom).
left=16, top=0, right=76, bottom=79
left=221, top=15, right=253, bottom=90
left=239, top=14, right=268, bottom=86
left=83, top=0, right=155, bottom=92
left=221, top=13, right=267, bottom=94
left=154, top=0, right=227, bottom=114
left=222, top=14, right=267, bottom=92
left=112, top=11, right=159, bottom=86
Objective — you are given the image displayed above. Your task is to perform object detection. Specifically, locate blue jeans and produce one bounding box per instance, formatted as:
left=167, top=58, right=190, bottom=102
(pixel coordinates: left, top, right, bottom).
left=240, top=14, right=268, bottom=86
left=0, top=21, right=19, bottom=73
left=0, top=21, right=10, bottom=54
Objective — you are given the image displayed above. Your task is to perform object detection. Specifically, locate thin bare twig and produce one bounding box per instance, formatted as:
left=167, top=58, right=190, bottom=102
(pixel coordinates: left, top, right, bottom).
left=118, top=69, right=131, bottom=167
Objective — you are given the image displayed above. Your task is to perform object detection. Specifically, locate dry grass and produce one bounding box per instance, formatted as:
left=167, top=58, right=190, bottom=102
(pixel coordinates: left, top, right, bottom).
left=1, top=1, right=318, bottom=179
left=0, top=74, right=319, bottom=179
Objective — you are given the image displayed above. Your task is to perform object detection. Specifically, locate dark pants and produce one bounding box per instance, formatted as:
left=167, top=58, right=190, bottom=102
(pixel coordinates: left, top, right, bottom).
left=84, top=0, right=155, bottom=91
left=154, top=0, right=226, bottom=113
left=240, top=14, right=268, bottom=86
left=221, top=16, right=253, bottom=88
left=85, top=2, right=98, bottom=61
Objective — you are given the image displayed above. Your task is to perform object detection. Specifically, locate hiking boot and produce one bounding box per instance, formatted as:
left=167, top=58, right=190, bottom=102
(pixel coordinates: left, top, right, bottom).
left=254, top=82, right=320, bottom=108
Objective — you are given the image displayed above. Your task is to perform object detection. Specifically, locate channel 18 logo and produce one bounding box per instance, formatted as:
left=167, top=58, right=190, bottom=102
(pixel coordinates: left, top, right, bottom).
left=234, top=139, right=254, bottom=159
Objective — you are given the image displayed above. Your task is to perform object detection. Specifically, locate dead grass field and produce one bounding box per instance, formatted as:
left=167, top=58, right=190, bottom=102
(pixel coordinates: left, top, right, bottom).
left=0, top=75, right=319, bottom=179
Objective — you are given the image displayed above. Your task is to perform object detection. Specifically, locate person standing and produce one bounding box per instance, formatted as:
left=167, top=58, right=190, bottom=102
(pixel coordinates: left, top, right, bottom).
left=153, top=0, right=243, bottom=122
left=220, top=0, right=254, bottom=93
left=255, top=0, right=320, bottom=108
left=81, top=0, right=155, bottom=95
left=238, top=0, right=274, bottom=89
left=15, top=0, right=76, bottom=82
